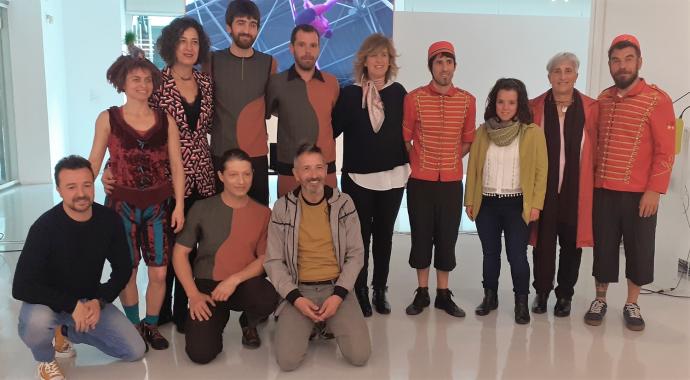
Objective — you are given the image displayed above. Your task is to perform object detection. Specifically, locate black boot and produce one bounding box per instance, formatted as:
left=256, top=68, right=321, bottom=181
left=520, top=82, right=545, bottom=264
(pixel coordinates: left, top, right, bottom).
left=553, top=297, right=572, bottom=317
left=434, top=289, right=466, bottom=318
left=531, top=292, right=548, bottom=314
left=405, top=287, right=430, bottom=315
left=475, top=288, right=498, bottom=316
left=372, top=287, right=391, bottom=315
left=355, top=286, right=372, bottom=317
left=515, top=294, right=530, bottom=324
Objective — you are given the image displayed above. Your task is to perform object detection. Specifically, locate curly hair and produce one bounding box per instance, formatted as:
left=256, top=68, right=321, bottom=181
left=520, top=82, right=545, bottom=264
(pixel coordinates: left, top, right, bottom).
left=352, top=33, right=399, bottom=82
left=106, top=55, right=161, bottom=93
left=225, top=0, right=261, bottom=28
left=484, top=78, right=533, bottom=124
left=156, top=17, right=210, bottom=66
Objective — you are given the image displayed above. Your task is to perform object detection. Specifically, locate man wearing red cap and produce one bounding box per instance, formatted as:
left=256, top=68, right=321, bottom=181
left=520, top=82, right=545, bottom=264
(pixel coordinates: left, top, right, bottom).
left=584, top=34, right=675, bottom=331
left=402, top=41, right=476, bottom=317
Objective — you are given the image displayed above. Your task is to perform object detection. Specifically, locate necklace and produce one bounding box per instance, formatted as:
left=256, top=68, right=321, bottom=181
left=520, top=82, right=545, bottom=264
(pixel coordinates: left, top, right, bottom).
left=172, top=67, right=193, bottom=81
left=554, top=97, right=573, bottom=113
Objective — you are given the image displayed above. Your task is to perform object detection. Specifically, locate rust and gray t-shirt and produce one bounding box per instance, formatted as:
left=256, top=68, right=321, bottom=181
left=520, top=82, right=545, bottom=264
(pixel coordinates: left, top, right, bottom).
left=210, top=49, right=277, bottom=158
left=266, top=65, right=340, bottom=175
left=176, top=195, right=270, bottom=281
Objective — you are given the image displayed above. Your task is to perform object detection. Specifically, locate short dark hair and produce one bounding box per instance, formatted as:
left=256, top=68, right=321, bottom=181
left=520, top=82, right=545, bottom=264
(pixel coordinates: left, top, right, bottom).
left=54, top=155, right=93, bottom=185
left=607, top=40, right=641, bottom=59
left=225, top=0, right=261, bottom=28
left=156, top=17, right=210, bottom=66
left=290, top=24, right=320, bottom=45
left=218, top=148, right=252, bottom=173
left=427, top=51, right=456, bottom=72
left=484, top=78, right=533, bottom=124
left=106, top=55, right=161, bottom=93
left=294, top=143, right=323, bottom=161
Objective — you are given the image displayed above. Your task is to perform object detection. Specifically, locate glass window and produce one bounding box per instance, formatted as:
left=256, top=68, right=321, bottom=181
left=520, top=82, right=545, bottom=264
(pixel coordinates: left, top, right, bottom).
left=0, top=5, right=16, bottom=185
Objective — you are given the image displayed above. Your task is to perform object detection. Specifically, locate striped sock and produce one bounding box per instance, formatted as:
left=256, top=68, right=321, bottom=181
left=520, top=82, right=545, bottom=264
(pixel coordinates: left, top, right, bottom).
left=123, top=304, right=140, bottom=324
left=143, top=314, right=159, bottom=326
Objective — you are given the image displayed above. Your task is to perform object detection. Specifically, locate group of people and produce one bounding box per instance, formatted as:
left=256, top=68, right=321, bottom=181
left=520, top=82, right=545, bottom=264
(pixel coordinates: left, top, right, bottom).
left=11, top=0, right=676, bottom=379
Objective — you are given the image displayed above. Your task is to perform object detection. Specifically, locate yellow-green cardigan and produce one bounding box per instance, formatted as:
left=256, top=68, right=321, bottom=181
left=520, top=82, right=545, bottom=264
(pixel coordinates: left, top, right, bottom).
left=464, top=123, right=548, bottom=224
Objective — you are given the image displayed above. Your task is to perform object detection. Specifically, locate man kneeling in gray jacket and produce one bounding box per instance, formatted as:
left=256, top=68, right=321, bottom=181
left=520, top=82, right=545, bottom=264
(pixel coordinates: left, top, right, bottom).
left=264, top=143, right=371, bottom=371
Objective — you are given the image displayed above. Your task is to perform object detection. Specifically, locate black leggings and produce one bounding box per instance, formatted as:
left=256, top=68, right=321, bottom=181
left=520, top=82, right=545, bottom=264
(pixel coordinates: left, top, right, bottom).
left=185, top=277, right=279, bottom=364
left=341, top=174, right=404, bottom=289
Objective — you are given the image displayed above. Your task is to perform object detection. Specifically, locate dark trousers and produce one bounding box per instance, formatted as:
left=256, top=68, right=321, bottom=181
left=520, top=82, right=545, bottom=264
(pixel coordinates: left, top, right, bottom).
left=532, top=195, right=582, bottom=299
left=592, top=189, right=656, bottom=286
left=162, top=189, right=205, bottom=324
left=406, top=178, right=462, bottom=272
left=185, top=277, right=279, bottom=364
left=213, top=155, right=269, bottom=206
left=475, top=196, right=530, bottom=295
left=341, top=174, right=404, bottom=289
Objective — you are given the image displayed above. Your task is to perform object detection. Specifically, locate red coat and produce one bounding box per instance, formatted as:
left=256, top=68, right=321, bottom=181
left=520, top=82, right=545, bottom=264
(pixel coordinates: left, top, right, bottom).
left=595, top=79, right=675, bottom=194
left=528, top=91, right=598, bottom=248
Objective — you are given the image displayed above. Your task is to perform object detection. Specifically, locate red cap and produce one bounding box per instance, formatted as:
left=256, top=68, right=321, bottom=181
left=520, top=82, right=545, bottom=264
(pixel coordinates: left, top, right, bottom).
left=610, top=34, right=640, bottom=51
left=428, top=41, right=455, bottom=61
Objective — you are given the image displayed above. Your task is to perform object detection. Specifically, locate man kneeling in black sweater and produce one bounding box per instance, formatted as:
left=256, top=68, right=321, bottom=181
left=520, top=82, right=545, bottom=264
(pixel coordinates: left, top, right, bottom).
left=12, top=155, right=145, bottom=380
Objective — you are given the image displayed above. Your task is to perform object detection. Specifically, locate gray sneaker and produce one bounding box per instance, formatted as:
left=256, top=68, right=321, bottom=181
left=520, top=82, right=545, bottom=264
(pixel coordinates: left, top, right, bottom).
left=623, top=303, right=645, bottom=331
left=584, top=299, right=607, bottom=326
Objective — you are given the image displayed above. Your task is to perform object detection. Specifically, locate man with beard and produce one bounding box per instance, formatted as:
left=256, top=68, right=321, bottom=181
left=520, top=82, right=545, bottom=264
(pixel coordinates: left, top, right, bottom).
left=266, top=24, right=340, bottom=196
left=402, top=41, right=476, bottom=318
left=207, top=0, right=277, bottom=205
left=13, top=155, right=145, bottom=380
left=584, top=34, right=675, bottom=331
left=264, top=144, right=370, bottom=371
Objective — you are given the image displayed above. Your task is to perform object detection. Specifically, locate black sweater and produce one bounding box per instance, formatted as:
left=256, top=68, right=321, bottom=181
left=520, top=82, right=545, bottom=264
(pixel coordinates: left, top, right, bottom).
left=332, top=82, right=408, bottom=174
left=12, top=203, right=132, bottom=313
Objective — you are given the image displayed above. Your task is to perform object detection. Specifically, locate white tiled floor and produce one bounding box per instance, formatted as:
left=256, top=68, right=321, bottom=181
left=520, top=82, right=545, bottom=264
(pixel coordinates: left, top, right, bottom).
left=1, top=184, right=689, bottom=379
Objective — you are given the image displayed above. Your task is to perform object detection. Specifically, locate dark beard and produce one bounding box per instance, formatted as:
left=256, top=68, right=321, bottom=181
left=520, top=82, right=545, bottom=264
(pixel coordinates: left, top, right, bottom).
left=231, top=34, right=254, bottom=49
left=295, top=59, right=315, bottom=71
left=613, top=71, right=638, bottom=90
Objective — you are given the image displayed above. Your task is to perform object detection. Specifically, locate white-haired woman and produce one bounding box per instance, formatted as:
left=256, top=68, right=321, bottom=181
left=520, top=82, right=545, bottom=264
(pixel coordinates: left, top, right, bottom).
left=529, top=52, right=598, bottom=317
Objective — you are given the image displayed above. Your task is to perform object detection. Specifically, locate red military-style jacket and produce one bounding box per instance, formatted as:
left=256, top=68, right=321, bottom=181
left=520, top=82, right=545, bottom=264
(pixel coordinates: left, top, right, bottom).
left=403, top=82, right=476, bottom=182
left=595, top=79, right=675, bottom=194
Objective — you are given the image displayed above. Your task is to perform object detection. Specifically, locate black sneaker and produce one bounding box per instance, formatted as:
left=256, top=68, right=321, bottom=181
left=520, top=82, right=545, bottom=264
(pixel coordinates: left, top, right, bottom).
left=140, top=322, right=169, bottom=350
left=405, top=287, right=430, bottom=315
left=554, top=298, right=572, bottom=317
left=623, top=303, right=645, bottom=331
left=434, top=289, right=466, bottom=318
left=584, top=299, right=607, bottom=326
left=135, top=323, right=149, bottom=353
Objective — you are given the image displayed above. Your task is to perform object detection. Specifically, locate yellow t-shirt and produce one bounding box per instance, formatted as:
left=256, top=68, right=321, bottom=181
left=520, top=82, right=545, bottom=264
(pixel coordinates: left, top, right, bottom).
left=297, top=195, right=340, bottom=282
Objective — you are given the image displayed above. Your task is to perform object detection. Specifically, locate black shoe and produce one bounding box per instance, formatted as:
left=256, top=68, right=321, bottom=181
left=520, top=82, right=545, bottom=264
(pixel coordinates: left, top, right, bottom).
left=531, top=293, right=548, bottom=314
left=434, top=289, right=466, bottom=318
left=140, top=322, right=169, bottom=350
left=372, top=287, right=391, bottom=315
left=135, top=323, right=149, bottom=353
left=554, top=297, right=572, bottom=317
left=241, top=326, right=261, bottom=349
left=515, top=294, right=531, bottom=324
left=623, top=303, right=645, bottom=331
left=584, top=299, right=607, bottom=326
left=405, top=287, right=430, bottom=315
left=355, top=287, right=372, bottom=317
left=475, top=288, right=499, bottom=316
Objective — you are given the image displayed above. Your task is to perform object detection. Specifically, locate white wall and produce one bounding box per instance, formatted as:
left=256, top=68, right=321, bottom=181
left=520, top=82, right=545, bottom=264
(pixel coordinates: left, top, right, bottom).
left=7, top=0, right=52, bottom=184
left=393, top=11, right=591, bottom=122
left=62, top=0, right=125, bottom=159
left=7, top=0, right=125, bottom=184
left=588, top=0, right=690, bottom=283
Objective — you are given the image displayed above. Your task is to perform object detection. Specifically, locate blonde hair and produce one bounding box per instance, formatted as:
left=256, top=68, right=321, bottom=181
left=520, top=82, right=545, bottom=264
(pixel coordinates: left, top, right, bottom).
left=353, top=33, right=399, bottom=82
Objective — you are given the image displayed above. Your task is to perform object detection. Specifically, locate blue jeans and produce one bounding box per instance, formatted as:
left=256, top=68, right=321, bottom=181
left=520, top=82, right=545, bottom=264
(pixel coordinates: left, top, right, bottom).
left=18, top=302, right=146, bottom=363
left=475, top=196, right=531, bottom=295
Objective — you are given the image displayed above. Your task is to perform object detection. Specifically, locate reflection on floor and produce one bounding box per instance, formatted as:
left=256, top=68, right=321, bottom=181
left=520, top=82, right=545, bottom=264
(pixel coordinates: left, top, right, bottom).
left=1, top=184, right=689, bottom=379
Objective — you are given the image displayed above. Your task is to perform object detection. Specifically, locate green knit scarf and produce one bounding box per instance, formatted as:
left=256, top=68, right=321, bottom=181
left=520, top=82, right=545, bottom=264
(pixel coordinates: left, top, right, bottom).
left=485, top=118, right=521, bottom=146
